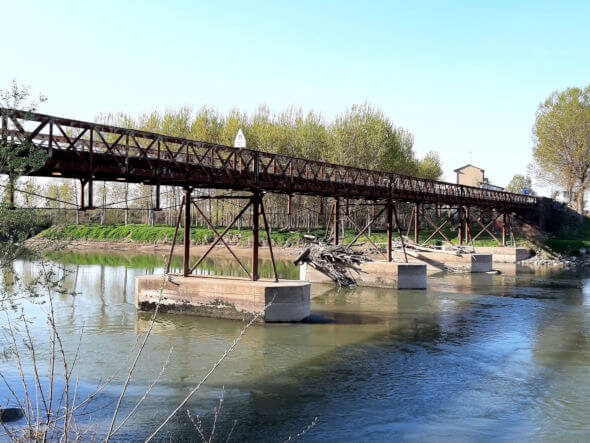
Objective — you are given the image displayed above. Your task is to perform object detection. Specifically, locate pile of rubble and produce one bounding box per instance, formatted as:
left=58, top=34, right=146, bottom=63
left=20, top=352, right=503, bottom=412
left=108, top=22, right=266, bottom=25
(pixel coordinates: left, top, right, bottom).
left=523, top=248, right=590, bottom=268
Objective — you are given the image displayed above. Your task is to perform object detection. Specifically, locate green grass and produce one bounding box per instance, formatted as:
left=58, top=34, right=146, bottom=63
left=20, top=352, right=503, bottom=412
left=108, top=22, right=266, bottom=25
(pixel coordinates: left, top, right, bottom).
left=37, top=222, right=518, bottom=248
left=38, top=223, right=306, bottom=246
left=545, top=217, right=590, bottom=255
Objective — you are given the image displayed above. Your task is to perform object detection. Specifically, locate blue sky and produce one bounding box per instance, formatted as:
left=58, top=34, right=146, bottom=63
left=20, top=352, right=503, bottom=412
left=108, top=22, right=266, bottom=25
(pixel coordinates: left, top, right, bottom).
left=2, top=0, right=589, bottom=192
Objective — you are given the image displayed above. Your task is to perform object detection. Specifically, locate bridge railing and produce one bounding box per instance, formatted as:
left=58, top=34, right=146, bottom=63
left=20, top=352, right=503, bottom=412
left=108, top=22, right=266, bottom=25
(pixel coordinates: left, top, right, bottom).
left=0, top=108, right=536, bottom=208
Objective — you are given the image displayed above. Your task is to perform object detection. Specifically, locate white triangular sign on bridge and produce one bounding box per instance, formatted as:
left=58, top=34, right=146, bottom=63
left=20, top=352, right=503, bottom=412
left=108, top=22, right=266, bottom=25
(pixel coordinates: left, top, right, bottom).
left=233, top=129, right=246, bottom=148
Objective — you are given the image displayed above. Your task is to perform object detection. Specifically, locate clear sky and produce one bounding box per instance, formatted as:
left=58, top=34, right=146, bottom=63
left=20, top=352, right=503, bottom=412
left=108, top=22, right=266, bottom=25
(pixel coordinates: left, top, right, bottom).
left=2, top=0, right=589, bottom=192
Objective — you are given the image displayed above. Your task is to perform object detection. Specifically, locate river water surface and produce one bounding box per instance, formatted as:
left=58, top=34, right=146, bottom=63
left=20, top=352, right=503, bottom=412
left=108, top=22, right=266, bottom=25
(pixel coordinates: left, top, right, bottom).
left=1, top=251, right=590, bottom=441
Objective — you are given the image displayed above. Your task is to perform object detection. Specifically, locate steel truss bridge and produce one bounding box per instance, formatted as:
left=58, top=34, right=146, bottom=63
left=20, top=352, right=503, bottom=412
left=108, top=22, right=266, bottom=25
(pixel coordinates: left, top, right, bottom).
left=1, top=108, right=537, bottom=280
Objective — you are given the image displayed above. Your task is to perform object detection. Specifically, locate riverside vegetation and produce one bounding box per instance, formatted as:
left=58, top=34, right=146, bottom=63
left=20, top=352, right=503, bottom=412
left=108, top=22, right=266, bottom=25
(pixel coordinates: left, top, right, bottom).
left=36, top=222, right=527, bottom=249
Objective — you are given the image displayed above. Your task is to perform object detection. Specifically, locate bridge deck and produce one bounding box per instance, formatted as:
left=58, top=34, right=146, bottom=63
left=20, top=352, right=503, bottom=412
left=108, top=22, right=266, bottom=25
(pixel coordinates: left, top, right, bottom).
left=1, top=108, right=535, bottom=209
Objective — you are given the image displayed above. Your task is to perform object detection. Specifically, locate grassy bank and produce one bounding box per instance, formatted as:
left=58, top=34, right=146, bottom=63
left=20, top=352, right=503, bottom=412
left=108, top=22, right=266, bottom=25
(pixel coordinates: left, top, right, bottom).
left=37, top=223, right=521, bottom=248
left=38, top=224, right=305, bottom=246
left=545, top=217, right=590, bottom=255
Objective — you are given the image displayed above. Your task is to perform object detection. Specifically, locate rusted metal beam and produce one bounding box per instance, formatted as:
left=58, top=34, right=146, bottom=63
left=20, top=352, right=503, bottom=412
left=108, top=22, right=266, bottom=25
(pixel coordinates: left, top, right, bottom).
left=287, top=194, right=292, bottom=229
left=189, top=199, right=252, bottom=274
left=386, top=204, right=393, bottom=262
left=166, top=195, right=185, bottom=274
left=345, top=206, right=386, bottom=251
left=392, top=202, right=408, bottom=263
left=333, top=197, right=339, bottom=246
left=502, top=212, right=507, bottom=246
left=183, top=188, right=191, bottom=276
left=418, top=206, right=453, bottom=245
left=458, top=207, right=464, bottom=245
left=252, top=193, right=261, bottom=281
left=422, top=219, right=449, bottom=245
left=260, top=197, right=279, bottom=282
left=413, top=204, right=419, bottom=243
left=192, top=200, right=252, bottom=279
left=80, top=179, right=85, bottom=210
left=470, top=212, right=502, bottom=244
left=345, top=211, right=387, bottom=260
left=465, top=206, right=471, bottom=243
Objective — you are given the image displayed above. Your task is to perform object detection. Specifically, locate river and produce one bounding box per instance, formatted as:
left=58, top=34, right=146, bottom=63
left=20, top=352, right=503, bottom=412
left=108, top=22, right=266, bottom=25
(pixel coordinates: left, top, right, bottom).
left=1, top=251, right=589, bottom=441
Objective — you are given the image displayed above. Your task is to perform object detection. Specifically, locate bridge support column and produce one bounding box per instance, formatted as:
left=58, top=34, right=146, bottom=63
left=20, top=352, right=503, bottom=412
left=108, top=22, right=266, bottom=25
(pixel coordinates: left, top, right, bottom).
left=252, top=193, right=261, bottom=281
left=287, top=194, right=292, bottom=229
left=183, top=187, right=192, bottom=276
left=386, top=204, right=393, bottom=262
left=392, top=202, right=408, bottom=263
left=502, top=212, right=507, bottom=246
left=464, top=207, right=471, bottom=244
left=333, top=197, right=339, bottom=245
left=413, top=204, right=419, bottom=243
left=155, top=183, right=161, bottom=211
left=458, top=207, right=464, bottom=245
left=87, top=178, right=93, bottom=210
left=79, top=179, right=85, bottom=210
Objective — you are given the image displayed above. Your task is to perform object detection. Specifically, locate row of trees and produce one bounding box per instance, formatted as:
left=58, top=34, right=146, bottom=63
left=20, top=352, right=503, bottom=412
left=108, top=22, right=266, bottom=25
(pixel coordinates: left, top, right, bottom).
left=97, top=102, right=442, bottom=178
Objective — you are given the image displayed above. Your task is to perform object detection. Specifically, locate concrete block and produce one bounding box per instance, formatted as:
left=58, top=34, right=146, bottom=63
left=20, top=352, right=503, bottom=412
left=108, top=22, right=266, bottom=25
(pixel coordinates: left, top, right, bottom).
left=471, top=254, right=493, bottom=272
left=472, top=247, right=532, bottom=263
left=135, top=274, right=310, bottom=322
left=397, top=264, right=427, bottom=289
left=300, top=261, right=427, bottom=289
left=514, top=248, right=532, bottom=262
left=299, top=263, right=333, bottom=284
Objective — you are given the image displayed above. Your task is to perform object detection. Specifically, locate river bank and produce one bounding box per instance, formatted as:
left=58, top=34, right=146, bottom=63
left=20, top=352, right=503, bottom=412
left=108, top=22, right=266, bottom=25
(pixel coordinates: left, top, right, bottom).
left=26, top=220, right=590, bottom=271
left=34, top=223, right=522, bottom=248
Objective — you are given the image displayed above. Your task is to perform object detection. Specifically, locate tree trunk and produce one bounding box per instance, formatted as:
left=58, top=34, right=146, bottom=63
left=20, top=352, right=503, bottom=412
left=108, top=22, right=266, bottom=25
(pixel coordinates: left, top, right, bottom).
left=100, top=182, right=106, bottom=225
left=124, top=183, right=129, bottom=225
left=576, top=184, right=586, bottom=224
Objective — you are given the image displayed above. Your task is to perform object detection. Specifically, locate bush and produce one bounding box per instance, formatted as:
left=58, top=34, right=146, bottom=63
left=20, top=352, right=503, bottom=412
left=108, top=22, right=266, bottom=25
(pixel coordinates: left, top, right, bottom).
left=0, top=208, right=50, bottom=242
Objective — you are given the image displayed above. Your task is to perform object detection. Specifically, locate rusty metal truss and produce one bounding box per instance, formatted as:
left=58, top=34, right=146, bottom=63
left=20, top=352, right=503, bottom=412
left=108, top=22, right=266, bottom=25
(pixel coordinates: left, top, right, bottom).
left=0, top=108, right=536, bottom=210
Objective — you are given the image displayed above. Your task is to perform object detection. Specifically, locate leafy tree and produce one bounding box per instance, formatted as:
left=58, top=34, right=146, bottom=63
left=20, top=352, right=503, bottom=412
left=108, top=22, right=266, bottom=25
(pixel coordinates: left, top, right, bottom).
left=532, top=85, right=590, bottom=218
left=416, top=151, right=443, bottom=180
left=0, top=80, right=49, bottom=207
left=190, top=105, right=223, bottom=143
left=0, top=81, right=50, bottom=246
left=506, top=174, right=533, bottom=194
left=330, top=102, right=416, bottom=173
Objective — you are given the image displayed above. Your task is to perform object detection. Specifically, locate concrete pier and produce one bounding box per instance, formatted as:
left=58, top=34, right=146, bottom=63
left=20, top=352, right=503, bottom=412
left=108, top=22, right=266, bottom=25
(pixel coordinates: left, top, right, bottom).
left=475, top=247, right=532, bottom=263
left=135, top=275, right=310, bottom=322
left=392, top=250, right=494, bottom=273
left=470, top=254, right=493, bottom=272
left=299, top=261, right=427, bottom=289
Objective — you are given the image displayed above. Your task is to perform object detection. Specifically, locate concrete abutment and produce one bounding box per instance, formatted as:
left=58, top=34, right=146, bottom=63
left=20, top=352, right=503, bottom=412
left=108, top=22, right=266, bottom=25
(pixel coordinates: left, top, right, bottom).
left=299, top=261, right=427, bottom=289
left=135, top=275, right=310, bottom=322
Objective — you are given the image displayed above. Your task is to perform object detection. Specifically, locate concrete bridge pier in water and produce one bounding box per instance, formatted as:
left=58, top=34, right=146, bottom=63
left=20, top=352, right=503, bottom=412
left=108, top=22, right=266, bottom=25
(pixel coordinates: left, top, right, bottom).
left=135, top=189, right=313, bottom=322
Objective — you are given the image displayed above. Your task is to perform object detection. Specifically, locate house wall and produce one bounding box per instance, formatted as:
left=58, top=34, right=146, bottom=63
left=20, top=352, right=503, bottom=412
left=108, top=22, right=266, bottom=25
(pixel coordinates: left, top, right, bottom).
left=456, top=165, right=484, bottom=187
